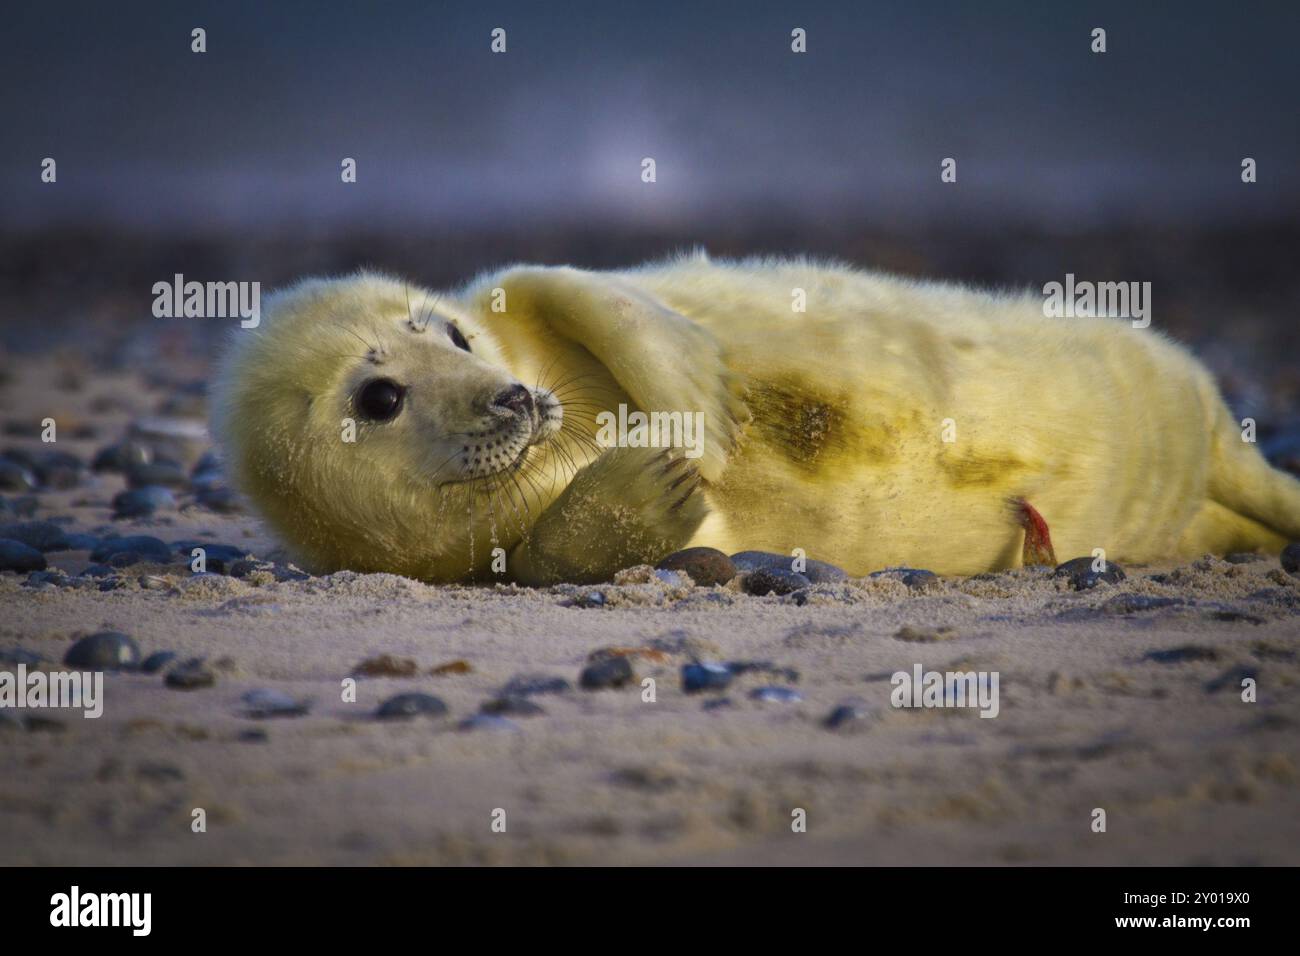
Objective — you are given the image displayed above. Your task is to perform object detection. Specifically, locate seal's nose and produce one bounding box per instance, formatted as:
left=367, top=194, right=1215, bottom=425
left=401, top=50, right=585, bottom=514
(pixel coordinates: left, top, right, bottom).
left=490, top=384, right=535, bottom=417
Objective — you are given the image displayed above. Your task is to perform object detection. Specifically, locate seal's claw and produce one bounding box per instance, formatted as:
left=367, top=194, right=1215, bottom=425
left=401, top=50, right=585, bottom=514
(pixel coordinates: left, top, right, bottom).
left=1017, top=498, right=1057, bottom=567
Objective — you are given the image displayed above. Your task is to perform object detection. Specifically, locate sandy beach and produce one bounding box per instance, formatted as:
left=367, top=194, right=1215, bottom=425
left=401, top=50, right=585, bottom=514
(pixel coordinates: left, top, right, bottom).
left=2, top=351, right=1298, bottom=866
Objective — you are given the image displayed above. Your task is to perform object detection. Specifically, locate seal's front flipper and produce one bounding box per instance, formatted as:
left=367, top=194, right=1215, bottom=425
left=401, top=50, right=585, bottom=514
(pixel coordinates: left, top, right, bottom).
left=508, top=446, right=708, bottom=586
left=1017, top=498, right=1057, bottom=567
left=487, top=266, right=749, bottom=482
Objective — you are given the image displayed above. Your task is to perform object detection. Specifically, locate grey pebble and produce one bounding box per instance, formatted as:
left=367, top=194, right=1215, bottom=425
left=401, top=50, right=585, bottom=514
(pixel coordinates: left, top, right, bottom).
left=1224, top=552, right=1267, bottom=564
left=0, top=646, right=45, bottom=665
left=0, top=538, right=47, bottom=573
left=0, top=458, right=37, bottom=492
left=579, top=657, right=635, bottom=690
left=480, top=696, right=546, bottom=717
left=241, top=688, right=311, bottom=718
left=750, top=686, right=804, bottom=703
left=0, top=520, right=70, bottom=552
left=125, top=459, right=189, bottom=490
left=682, top=662, right=733, bottom=693
left=1054, top=556, right=1126, bottom=590
left=501, top=674, right=572, bottom=697
left=165, top=658, right=216, bottom=690
left=376, top=692, right=448, bottom=720
left=139, top=651, right=178, bottom=674
left=64, top=631, right=141, bottom=670
left=457, top=714, right=521, bottom=733
left=824, top=700, right=873, bottom=729
left=742, top=567, right=811, bottom=596
left=1144, top=645, right=1220, bottom=664
left=91, top=535, right=172, bottom=563
left=1281, top=543, right=1300, bottom=575
left=732, top=550, right=847, bottom=584
left=112, top=486, right=176, bottom=518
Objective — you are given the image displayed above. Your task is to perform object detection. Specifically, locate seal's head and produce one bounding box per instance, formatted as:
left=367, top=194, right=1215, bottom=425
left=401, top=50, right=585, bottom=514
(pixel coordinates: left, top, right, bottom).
left=212, top=271, right=562, bottom=576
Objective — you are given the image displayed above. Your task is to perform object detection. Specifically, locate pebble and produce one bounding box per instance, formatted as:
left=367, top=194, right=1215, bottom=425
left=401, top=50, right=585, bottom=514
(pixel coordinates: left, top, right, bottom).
left=750, top=686, right=804, bottom=703
left=457, top=715, right=521, bottom=733
left=24, top=569, right=67, bottom=588
left=0, top=646, right=44, bottom=665
left=139, top=650, right=178, bottom=674
left=126, top=459, right=189, bottom=490
left=241, top=688, right=312, bottom=718
left=1282, top=543, right=1300, bottom=575
left=34, top=451, right=85, bottom=489
left=172, top=541, right=251, bottom=563
left=742, top=567, right=811, bottom=596
left=1144, top=645, right=1220, bottom=664
left=1054, top=556, right=1126, bottom=590
left=1224, top=552, right=1267, bottom=564
left=63, top=533, right=99, bottom=551
left=579, top=657, right=635, bottom=690
left=732, top=550, right=847, bottom=584
left=91, top=535, right=172, bottom=563
left=64, top=631, right=142, bottom=669
left=725, top=660, right=800, bottom=682
left=682, top=662, right=733, bottom=693
left=165, top=658, right=217, bottom=689
left=501, top=674, right=572, bottom=697
left=113, top=486, right=177, bottom=518
left=195, top=486, right=242, bottom=513
left=1101, top=594, right=1184, bottom=614
left=0, top=458, right=37, bottom=492
left=824, top=700, right=873, bottom=729
left=0, top=520, right=70, bottom=552
left=375, top=692, right=448, bottom=720
left=572, top=591, right=607, bottom=608
left=655, top=547, right=737, bottom=586
left=480, top=696, right=546, bottom=717
left=91, top=440, right=152, bottom=474
left=0, top=538, right=47, bottom=573
left=869, top=567, right=940, bottom=590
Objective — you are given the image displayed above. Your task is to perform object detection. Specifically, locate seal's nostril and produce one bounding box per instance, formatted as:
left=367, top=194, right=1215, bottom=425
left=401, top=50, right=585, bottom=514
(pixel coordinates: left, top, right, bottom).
left=491, top=384, right=534, bottom=416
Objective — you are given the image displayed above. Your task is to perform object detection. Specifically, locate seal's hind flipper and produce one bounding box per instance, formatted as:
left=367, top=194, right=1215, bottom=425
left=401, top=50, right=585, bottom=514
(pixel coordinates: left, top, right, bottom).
left=1016, top=498, right=1057, bottom=567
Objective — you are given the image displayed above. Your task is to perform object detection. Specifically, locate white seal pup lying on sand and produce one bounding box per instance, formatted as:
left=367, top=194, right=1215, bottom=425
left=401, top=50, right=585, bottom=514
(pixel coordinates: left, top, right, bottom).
left=211, top=254, right=1300, bottom=584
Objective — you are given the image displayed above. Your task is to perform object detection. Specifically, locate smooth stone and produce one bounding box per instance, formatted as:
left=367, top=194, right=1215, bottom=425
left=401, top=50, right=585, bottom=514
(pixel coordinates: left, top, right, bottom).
left=241, top=688, right=311, bottom=718
left=1282, top=543, right=1300, bottom=575
left=195, top=486, right=242, bottom=513
left=682, top=662, right=733, bottom=693
left=63, top=533, right=99, bottom=551
left=579, top=657, right=635, bottom=690
left=573, top=591, right=607, bottom=608
left=126, top=459, right=188, bottom=489
left=1144, top=645, right=1220, bottom=664
left=171, top=541, right=251, bottom=563
left=0, top=459, right=37, bottom=492
left=376, top=692, right=448, bottom=720
left=742, top=567, right=811, bottom=596
left=6, top=496, right=38, bottom=518
left=1054, top=556, right=1126, bottom=590
left=24, top=569, right=68, bottom=588
left=824, top=700, right=873, bottom=729
left=1224, top=552, right=1267, bottom=564
left=139, top=651, right=178, bottom=674
left=0, top=646, right=45, bottom=665
left=749, top=686, right=804, bottom=703
left=108, top=552, right=144, bottom=568
left=229, top=558, right=271, bottom=578
left=457, top=715, right=521, bottom=733
left=480, top=696, right=546, bottom=717
left=655, top=547, right=737, bottom=586
left=113, top=485, right=176, bottom=518
left=500, top=674, right=572, bottom=697
left=0, top=538, right=47, bottom=573
left=191, top=450, right=223, bottom=476
left=91, top=535, right=172, bottom=563
left=725, top=660, right=800, bottom=682
left=164, top=658, right=216, bottom=689
left=0, top=520, right=70, bottom=552
left=64, top=631, right=141, bottom=670
left=732, top=550, right=847, bottom=584
left=92, top=440, right=152, bottom=473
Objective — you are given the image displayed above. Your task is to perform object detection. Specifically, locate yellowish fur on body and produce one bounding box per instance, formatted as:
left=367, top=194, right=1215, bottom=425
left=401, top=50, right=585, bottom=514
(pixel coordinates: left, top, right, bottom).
left=213, top=254, right=1300, bottom=582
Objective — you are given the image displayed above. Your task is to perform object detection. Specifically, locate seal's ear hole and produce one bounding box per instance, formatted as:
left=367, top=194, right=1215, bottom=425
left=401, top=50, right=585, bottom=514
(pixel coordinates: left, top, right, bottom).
left=448, top=323, right=472, bottom=353
left=356, top=378, right=406, bottom=422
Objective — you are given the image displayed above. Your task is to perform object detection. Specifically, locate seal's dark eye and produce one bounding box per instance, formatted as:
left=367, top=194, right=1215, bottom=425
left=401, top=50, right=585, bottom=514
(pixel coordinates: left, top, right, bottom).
left=356, top=378, right=405, bottom=422
left=448, top=324, right=471, bottom=353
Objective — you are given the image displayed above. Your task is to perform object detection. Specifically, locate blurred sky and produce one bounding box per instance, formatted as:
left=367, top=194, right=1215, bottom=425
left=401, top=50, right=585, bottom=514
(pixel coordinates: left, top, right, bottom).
left=2, top=0, right=1297, bottom=233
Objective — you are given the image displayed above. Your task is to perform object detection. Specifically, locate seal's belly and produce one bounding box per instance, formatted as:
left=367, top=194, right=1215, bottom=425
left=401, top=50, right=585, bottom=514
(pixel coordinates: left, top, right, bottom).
left=646, top=261, right=1214, bottom=574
